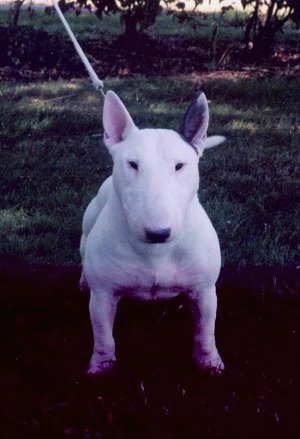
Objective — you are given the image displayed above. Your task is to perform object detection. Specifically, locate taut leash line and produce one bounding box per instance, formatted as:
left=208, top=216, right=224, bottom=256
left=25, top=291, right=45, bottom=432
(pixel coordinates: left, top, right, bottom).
left=51, top=0, right=105, bottom=96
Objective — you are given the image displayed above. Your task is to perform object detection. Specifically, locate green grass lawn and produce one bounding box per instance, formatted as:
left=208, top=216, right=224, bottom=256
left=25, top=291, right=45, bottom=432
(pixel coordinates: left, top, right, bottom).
left=1, top=76, right=299, bottom=266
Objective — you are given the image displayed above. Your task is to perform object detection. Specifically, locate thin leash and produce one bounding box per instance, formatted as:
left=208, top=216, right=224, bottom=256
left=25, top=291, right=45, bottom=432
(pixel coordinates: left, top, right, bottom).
left=51, top=0, right=106, bottom=98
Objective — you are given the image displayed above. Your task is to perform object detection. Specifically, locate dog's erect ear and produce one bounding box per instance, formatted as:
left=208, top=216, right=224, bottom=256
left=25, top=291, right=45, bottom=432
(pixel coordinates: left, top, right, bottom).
left=179, top=92, right=225, bottom=155
left=179, top=92, right=209, bottom=154
left=103, top=91, right=137, bottom=148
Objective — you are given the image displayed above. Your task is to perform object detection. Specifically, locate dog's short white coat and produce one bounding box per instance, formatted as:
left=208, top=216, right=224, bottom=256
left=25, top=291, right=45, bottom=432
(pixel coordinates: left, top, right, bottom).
left=80, top=91, right=225, bottom=374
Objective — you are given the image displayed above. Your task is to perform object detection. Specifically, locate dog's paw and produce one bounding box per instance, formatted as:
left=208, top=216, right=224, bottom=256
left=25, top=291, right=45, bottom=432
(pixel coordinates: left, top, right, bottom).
left=87, top=359, right=116, bottom=375
left=195, top=351, right=225, bottom=376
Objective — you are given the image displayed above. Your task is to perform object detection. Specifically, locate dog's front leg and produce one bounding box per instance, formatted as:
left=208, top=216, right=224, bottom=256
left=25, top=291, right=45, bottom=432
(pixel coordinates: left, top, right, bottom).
left=187, top=286, right=224, bottom=374
left=88, top=289, right=118, bottom=375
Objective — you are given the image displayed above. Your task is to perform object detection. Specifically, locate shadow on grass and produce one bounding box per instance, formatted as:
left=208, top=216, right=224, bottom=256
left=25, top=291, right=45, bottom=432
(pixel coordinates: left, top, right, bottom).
left=1, top=78, right=299, bottom=266
left=1, top=263, right=299, bottom=439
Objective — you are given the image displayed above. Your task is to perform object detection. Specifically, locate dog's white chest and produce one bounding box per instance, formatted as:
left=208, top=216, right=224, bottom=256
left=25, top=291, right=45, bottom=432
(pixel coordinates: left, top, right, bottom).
left=103, top=247, right=184, bottom=299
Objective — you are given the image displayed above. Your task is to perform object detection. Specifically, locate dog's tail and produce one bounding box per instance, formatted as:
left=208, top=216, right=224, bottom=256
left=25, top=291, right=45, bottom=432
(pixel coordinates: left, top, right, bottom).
left=204, top=135, right=226, bottom=149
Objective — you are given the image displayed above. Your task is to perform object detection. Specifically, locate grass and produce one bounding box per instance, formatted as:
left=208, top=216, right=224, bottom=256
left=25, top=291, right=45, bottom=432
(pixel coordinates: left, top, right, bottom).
left=0, top=7, right=298, bottom=43
left=1, top=76, right=299, bottom=266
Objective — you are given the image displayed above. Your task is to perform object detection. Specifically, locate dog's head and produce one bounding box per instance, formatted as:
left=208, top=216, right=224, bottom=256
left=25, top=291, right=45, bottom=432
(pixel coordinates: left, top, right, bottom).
left=102, top=91, right=224, bottom=244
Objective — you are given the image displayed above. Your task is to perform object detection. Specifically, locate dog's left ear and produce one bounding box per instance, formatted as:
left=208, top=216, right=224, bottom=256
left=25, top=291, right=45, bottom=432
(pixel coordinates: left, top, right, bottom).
left=179, top=92, right=209, bottom=155
left=179, top=92, right=225, bottom=155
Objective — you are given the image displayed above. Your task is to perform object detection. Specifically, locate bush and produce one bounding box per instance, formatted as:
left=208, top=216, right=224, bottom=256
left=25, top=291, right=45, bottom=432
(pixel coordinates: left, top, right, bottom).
left=242, top=0, right=300, bottom=59
left=0, top=26, right=83, bottom=73
left=60, top=0, right=161, bottom=44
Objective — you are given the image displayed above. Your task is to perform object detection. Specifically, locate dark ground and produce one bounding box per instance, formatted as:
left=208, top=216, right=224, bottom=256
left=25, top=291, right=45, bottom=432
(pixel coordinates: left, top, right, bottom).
left=1, top=263, right=300, bottom=439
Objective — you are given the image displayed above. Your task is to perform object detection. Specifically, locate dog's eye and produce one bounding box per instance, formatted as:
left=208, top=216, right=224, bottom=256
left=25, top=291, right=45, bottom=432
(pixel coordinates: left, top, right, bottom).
left=128, top=161, right=138, bottom=171
left=175, top=163, right=185, bottom=171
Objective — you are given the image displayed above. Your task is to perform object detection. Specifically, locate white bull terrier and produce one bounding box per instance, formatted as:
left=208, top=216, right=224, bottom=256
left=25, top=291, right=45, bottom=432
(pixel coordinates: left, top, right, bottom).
left=80, top=90, right=225, bottom=375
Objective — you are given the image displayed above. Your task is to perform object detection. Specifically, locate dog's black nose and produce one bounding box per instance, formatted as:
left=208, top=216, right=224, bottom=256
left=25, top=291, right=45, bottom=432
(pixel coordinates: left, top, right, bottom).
left=145, top=228, right=171, bottom=244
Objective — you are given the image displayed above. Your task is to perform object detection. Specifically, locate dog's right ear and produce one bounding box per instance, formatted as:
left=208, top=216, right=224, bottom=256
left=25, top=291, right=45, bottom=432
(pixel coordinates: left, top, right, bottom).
left=103, top=91, right=137, bottom=148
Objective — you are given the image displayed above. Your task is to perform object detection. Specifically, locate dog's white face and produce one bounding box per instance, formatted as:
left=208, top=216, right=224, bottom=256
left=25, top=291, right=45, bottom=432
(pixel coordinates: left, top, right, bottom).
left=110, top=127, right=200, bottom=243
left=103, top=91, right=224, bottom=245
